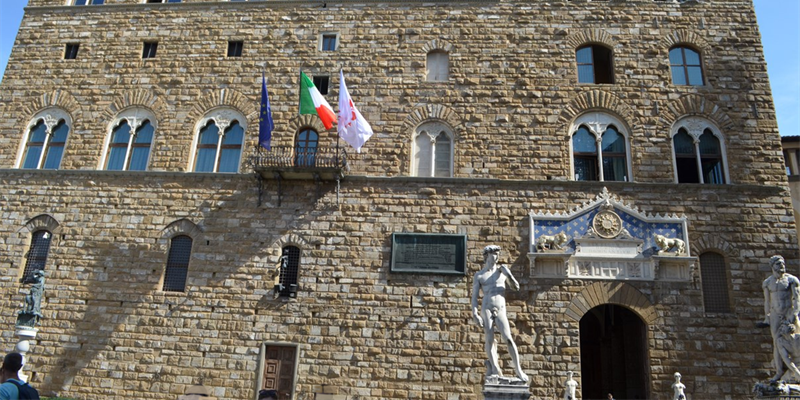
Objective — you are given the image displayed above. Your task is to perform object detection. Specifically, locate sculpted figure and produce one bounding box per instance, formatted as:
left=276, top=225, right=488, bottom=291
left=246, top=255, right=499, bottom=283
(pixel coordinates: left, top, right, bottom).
left=536, top=232, right=569, bottom=252
left=763, top=255, right=800, bottom=381
left=564, top=371, right=578, bottom=400
left=471, top=245, right=529, bottom=382
left=776, top=321, right=800, bottom=382
left=23, top=270, right=45, bottom=317
left=654, top=234, right=686, bottom=255
left=672, top=372, right=686, bottom=400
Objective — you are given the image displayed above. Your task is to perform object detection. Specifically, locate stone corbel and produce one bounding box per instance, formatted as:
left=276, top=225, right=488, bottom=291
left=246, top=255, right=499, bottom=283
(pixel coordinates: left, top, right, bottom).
left=214, top=117, right=232, bottom=133
left=122, top=117, right=143, bottom=131
left=43, top=114, right=60, bottom=135
left=586, top=121, right=610, bottom=138
left=682, top=116, right=706, bottom=141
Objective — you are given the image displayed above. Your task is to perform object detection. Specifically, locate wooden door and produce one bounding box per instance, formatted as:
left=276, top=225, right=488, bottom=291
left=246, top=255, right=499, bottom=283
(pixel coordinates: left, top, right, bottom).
left=263, top=345, right=296, bottom=400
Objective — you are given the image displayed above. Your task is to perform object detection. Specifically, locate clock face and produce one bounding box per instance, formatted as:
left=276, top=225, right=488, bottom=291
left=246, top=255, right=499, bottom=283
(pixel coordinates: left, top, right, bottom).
left=592, top=210, right=622, bottom=239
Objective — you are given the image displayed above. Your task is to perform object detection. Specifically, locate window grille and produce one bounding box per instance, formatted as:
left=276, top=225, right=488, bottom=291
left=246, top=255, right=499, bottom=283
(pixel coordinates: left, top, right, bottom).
left=279, top=246, right=300, bottom=297
left=23, top=231, right=52, bottom=283
left=163, top=235, right=192, bottom=292
left=700, top=252, right=731, bottom=313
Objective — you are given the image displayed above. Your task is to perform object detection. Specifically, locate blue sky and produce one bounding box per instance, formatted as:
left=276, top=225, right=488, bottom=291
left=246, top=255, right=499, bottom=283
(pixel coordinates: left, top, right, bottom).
left=0, top=0, right=798, bottom=136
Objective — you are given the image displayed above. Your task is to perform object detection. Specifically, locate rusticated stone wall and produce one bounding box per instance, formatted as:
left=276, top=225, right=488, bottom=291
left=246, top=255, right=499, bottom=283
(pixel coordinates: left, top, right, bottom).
left=0, top=1, right=783, bottom=184
left=0, top=0, right=793, bottom=399
left=0, top=171, right=794, bottom=399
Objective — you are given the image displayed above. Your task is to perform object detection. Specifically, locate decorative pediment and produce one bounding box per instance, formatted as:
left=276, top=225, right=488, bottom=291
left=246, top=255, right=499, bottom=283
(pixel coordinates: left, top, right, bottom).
left=527, top=188, right=694, bottom=282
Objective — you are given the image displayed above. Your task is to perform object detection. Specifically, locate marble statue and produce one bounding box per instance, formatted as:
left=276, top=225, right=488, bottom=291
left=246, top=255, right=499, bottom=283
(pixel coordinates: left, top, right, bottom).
left=23, top=270, right=45, bottom=318
left=536, top=232, right=569, bottom=252
left=654, top=234, right=686, bottom=255
left=471, top=245, right=529, bottom=383
left=672, top=372, right=686, bottom=400
left=776, top=321, right=800, bottom=382
left=564, top=371, right=578, bottom=400
left=762, top=255, right=800, bottom=381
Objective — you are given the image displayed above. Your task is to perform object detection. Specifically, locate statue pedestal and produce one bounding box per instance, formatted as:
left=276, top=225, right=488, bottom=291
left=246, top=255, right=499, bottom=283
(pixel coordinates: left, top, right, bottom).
left=754, top=381, right=800, bottom=398
left=14, top=325, right=38, bottom=383
left=482, top=377, right=530, bottom=400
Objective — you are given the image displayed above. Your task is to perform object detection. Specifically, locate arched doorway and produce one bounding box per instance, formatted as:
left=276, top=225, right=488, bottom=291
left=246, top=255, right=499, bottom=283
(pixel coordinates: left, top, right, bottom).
left=580, top=304, right=650, bottom=400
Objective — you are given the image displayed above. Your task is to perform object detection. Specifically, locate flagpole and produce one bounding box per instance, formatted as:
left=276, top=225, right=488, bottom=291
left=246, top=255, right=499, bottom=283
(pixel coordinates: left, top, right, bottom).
left=336, top=68, right=342, bottom=167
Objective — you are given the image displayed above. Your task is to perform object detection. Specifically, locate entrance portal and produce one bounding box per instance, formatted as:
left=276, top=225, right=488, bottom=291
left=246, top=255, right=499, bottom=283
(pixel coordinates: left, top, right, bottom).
left=580, top=304, right=649, bottom=400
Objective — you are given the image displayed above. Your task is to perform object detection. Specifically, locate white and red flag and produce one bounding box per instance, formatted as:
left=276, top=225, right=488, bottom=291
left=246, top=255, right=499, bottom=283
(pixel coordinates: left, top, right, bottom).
left=337, top=70, right=374, bottom=153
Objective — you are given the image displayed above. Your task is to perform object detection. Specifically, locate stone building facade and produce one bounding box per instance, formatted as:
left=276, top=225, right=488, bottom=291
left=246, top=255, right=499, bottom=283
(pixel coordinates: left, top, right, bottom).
left=0, top=0, right=793, bottom=399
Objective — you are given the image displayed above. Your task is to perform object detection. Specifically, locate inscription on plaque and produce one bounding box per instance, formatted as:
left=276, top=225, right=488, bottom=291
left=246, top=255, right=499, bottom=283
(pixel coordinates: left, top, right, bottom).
left=390, top=233, right=466, bottom=274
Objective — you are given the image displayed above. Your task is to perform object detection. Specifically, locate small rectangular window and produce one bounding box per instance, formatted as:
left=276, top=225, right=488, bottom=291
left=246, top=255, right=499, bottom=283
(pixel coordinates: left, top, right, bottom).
left=321, top=34, right=337, bottom=51
left=313, top=76, right=329, bottom=95
left=64, top=44, right=79, bottom=60
left=227, top=41, right=243, bottom=57
left=142, top=41, right=158, bottom=59
left=75, top=0, right=104, bottom=4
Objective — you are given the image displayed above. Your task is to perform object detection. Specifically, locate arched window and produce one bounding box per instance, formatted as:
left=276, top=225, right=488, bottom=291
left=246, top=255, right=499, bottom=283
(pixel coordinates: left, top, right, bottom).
left=570, top=112, right=630, bottom=182
left=601, top=127, right=627, bottom=181
left=279, top=246, right=301, bottom=298
left=669, top=46, right=704, bottom=86
left=572, top=127, right=598, bottom=181
left=426, top=50, right=449, bottom=82
left=104, top=110, right=155, bottom=171
left=20, top=109, right=71, bottom=170
left=163, top=235, right=192, bottom=292
left=295, top=128, right=319, bottom=168
left=192, top=108, right=246, bottom=173
left=576, top=44, right=614, bottom=84
left=412, top=121, right=453, bottom=177
left=671, top=117, right=728, bottom=184
left=22, top=230, right=53, bottom=284
left=699, top=252, right=730, bottom=313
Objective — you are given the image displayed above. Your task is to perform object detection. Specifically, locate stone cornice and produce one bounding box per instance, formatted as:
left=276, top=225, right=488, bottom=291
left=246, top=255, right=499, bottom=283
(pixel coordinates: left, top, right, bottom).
left=24, top=0, right=710, bottom=14
left=0, top=169, right=787, bottom=199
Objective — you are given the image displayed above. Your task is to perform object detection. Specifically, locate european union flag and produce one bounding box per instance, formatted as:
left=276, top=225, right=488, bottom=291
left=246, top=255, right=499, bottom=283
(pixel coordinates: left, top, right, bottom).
left=259, top=73, right=274, bottom=150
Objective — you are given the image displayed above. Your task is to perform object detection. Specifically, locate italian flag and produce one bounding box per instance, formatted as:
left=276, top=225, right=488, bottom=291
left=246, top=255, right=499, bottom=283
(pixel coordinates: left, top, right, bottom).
left=299, top=72, right=337, bottom=130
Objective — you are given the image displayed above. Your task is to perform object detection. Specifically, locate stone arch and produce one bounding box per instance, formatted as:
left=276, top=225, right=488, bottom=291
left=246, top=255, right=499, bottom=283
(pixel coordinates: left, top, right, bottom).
left=659, top=94, right=735, bottom=133
left=269, top=233, right=310, bottom=264
left=160, top=218, right=203, bottom=241
left=100, top=89, right=166, bottom=123
left=20, top=214, right=61, bottom=235
left=565, top=28, right=617, bottom=50
left=21, top=90, right=82, bottom=124
left=422, top=39, right=454, bottom=54
left=558, top=90, right=636, bottom=130
left=691, top=234, right=738, bottom=259
left=565, top=281, right=659, bottom=325
left=660, top=29, right=711, bottom=54
left=186, top=88, right=257, bottom=129
left=18, top=214, right=62, bottom=249
left=402, top=103, right=464, bottom=135
left=288, top=114, right=328, bottom=138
